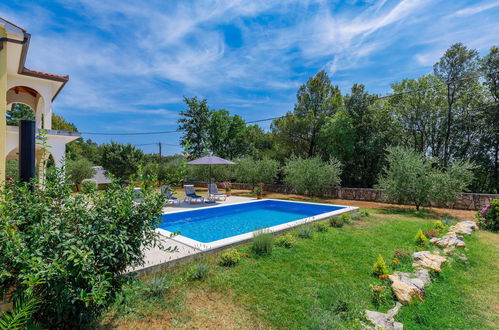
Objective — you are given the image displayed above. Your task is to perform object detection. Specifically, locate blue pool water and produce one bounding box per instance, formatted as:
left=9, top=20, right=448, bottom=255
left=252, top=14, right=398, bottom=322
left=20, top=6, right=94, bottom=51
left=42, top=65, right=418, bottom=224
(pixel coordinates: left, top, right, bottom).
left=159, top=200, right=345, bottom=243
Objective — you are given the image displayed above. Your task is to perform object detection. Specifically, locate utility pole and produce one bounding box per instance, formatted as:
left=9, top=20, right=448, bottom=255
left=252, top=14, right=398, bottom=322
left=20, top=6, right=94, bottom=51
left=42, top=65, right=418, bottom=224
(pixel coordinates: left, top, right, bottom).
left=158, top=142, right=162, bottom=163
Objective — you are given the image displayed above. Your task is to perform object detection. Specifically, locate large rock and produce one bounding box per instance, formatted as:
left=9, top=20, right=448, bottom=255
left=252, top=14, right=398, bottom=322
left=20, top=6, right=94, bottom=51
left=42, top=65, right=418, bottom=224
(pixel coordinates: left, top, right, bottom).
left=365, top=302, right=403, bottom=329
left=394, top=269, right=431, bottom=291
left=430, top=232, right=466, bottom=248
left=412, top=251, right=447, bottom=272
left=449, top=221, right=478, bottom=235
left=388, top=274, right=423, bottom=304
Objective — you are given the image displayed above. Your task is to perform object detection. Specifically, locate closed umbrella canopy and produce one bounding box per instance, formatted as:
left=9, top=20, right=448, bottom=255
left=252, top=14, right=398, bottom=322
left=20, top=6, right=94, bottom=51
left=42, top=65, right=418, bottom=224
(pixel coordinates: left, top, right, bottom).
left=187, top=155, right=236, bottom=183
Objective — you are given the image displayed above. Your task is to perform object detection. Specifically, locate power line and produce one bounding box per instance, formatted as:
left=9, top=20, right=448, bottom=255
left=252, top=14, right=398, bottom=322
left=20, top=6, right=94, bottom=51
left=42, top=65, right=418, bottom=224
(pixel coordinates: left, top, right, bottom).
left=79, top=74, right=498, bottom=136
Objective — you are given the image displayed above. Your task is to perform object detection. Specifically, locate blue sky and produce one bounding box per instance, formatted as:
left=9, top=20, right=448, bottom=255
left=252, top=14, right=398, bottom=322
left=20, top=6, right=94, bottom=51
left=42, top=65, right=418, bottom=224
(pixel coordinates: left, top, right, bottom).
left=2, top=0, right=499, bottom=155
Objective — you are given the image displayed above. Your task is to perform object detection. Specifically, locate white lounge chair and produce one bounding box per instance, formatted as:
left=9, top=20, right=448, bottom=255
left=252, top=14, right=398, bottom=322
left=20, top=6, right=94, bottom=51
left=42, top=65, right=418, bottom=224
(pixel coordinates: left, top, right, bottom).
left=160, top=185, right=181, bottom=206
left=207, top=183, right=227, bottom=201
left=133, top=187, right=143, bottom=203
left=184, top=185, right=205, bottom=204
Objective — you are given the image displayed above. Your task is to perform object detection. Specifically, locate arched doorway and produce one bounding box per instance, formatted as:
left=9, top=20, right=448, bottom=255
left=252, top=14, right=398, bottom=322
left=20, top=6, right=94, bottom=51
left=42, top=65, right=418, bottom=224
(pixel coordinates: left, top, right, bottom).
left=6, top=86, right=44, bottom=129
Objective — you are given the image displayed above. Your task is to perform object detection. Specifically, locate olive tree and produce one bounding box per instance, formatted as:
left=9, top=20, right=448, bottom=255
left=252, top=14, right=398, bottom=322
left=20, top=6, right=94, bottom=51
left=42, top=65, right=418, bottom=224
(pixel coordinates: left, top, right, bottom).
left=66, top=158, right=96, bottom=189
left=377, top=146, right=474, bottom=210
left=283, top=156, right=342, bottom=196
left=235, top=157, right=280, bottom=187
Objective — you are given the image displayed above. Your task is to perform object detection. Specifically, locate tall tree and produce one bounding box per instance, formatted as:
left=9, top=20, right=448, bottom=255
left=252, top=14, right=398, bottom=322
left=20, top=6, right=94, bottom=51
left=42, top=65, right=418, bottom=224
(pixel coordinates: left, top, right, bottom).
left=207, top=109, right=247, bottom=159
left=100, top=142, right=144, bottom=179
left=272, top=71, right=342, bottom=158
left=178, top=96, right=211, bottom=158
left=434, top=43, right=479, bottom=166
left=6, top=103, right=35, bottom=125
left=52, top=114, right=78, bottom=132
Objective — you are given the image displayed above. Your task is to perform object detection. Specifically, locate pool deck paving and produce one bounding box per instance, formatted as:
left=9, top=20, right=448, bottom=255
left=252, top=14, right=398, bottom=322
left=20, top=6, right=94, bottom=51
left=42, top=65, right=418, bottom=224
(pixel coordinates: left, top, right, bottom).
left=130, top=196, right=255, bottom=275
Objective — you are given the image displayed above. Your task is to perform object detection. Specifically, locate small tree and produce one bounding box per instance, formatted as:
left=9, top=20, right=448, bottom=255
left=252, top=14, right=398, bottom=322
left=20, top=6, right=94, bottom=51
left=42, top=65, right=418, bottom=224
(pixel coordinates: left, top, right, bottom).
left=377, top=146, right=474, bottom=210
left=100, top=142, right=144, bottom=179
left=283, top=156, right=341, bottom=196
left=66, top=158, right=96, bottom=190
left=235, top=157, right=280, bottom=187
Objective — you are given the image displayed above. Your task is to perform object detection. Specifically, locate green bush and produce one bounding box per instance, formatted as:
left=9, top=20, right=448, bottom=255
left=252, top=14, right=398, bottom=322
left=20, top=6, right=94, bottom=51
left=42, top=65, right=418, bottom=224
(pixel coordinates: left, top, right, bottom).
left=372, top=255, right=388, bottom=276
left=187, top=263, right=209, bottom=281
left=297, top=225, right=314, bottom=239
left=0, top=168, right=169, bottom=328
left=414, top=229, right=428, bottom=246
left=143, top=157, right=187, bottom=185
left=434, top=220, right=445, bottom=230
left=476, top=200, right=499, bottom=231
left=219, top=249, right=241, bottom=267
left=66, top=158, right=96, bottom=188
left=275, top=234, right=297, bottom=248
left=252, top=231, right=274, bottom=255
left=140, top=275, right=172, bottom=298
left=283, top=156, right=342, bottom=196
left=81, top=179, right=98, bottom=193
left=5, top=159, right=19, bottom=181
left=314, top=222, right=329, bottom=232
left=329, top=216, right=345, bottom=228
left=339, top=213, right=352, bottom=224
left=235, top=157, right=280, bottom=187
left=376, top=146, right=474, bottom=211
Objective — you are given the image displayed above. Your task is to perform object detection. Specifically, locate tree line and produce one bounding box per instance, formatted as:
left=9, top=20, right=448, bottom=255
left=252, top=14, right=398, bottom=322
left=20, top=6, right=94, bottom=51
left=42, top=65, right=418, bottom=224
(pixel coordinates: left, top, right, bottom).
left=178, top=43, right=498, bottom=193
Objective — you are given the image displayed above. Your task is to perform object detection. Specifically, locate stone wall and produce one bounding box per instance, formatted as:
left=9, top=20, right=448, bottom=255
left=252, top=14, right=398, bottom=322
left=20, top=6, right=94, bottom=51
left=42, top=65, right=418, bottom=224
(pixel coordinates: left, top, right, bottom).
left=192, top=182, right=498, bottom=211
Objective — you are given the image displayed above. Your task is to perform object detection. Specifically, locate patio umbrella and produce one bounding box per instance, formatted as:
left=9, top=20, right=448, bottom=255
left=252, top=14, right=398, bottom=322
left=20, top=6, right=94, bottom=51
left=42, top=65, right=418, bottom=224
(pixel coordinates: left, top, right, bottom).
left=187, top=155, right=236, bottom=184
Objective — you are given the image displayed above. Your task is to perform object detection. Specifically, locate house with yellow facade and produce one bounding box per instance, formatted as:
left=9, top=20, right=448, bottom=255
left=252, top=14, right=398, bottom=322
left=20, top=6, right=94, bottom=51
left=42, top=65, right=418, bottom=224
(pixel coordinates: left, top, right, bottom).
left=0, top=17, right=79, bottom=181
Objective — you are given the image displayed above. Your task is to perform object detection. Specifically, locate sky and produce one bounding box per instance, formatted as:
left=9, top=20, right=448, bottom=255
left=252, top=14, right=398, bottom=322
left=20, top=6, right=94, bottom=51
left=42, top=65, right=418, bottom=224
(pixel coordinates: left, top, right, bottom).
left=2, top=0, right=499, bottom=155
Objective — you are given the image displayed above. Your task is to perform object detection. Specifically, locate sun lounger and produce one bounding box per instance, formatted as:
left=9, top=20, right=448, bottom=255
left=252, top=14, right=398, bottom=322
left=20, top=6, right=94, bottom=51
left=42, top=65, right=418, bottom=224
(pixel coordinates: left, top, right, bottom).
left=207, top=183, right=227, bottom=201
left=184, top=185, right=205, bottom=204
left=160, top=185, right=181, bottom=206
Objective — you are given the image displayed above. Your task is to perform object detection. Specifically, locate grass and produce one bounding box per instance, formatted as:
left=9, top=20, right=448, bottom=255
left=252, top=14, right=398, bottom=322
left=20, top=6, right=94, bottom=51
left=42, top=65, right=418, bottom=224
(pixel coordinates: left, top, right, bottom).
left=101, top=207, right=499, bottom=329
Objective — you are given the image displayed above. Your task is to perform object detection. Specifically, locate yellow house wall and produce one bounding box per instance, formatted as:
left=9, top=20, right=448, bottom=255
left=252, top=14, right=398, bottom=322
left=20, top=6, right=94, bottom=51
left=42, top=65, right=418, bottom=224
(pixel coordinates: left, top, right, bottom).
left=0, top=26, right=7, bottom=181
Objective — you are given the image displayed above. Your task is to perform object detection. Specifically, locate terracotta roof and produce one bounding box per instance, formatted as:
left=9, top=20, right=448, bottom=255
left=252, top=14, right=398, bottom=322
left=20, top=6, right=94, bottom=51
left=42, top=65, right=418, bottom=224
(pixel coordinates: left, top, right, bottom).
left=23, top=68, right=69, bottom=81
left=0, top=17, right=26, bottom=33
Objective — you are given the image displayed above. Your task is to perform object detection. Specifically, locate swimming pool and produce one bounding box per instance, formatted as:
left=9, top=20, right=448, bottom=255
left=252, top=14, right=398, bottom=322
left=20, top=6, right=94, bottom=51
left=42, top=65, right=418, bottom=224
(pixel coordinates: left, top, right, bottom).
left=158, top=199, right=356, bottom=250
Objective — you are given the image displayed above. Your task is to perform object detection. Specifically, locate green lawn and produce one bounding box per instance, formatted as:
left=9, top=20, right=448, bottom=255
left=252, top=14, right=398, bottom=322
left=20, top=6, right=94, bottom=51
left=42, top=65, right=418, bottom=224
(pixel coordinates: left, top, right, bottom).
left=103, top=208, right=498, bottom=329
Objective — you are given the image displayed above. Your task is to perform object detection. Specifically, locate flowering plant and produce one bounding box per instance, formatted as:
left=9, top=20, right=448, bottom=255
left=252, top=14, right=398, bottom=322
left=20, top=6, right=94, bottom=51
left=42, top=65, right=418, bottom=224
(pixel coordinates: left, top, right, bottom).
left=370, top=284, right=385, bottom=306
left=476, top=200, right=498, bottom=231
left=221, top=182, right=232, bottom=192
left=255, top=182, right=265, bottom=197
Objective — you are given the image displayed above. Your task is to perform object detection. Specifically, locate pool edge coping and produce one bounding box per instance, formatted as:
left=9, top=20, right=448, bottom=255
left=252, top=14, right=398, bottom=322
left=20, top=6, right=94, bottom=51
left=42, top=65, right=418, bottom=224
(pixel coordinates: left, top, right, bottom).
left=157, top=198, right=358, bottom=251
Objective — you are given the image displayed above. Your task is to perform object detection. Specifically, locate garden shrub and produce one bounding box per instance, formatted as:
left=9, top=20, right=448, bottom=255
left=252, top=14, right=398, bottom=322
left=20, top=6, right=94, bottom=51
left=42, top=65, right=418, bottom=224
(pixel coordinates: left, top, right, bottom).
left=252, top=231, right=274, bottom=255
left=339, top=213, right=352, bottom=224
left=372, top=255, right=388, bottom=276
left=140, top=275, right=173, bottom=298
left=393, top=248, right=412, bottom=263
left=297, top=225, right=314, bottom=239
left=376, top=146, right=474, bottom=211
left=219, top=249, right=241, bottom=267
left=0, top=168, right=170, bottom=328
left=414, top=229, right=428, bottom=246
left=476, top=200, right=499, bottom=231
left=283, top=156, right=342, bottom=196
left=235, top=157, right=280, bottom=187
left=66, top=158, right=96, bottom=190
left=81, top=179, right=98, bottom=193
left=434, top=220, right=445, bottom=230
left=329, top=216, right=345, bottom=228
left=187, top=263, right=209, bottom=281
left=5, top=159, right=19, bottom=181
left=370, top=284, right=386, bottom=306
left=314, top=222, right=329, bottom=232
left=275, top=234, right=297, bottom=248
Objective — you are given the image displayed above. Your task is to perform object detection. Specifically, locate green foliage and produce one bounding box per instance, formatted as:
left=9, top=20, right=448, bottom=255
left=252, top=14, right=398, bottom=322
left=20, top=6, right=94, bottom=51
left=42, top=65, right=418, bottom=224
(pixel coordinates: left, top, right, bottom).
left=252, top=231, right=274, bottom=255
left=296, top=225, right=314, bottom=239
left=140, top=276, right=173, bottom=298
left=314, top=222, right=329, bottom=232
left=178, top=97, right=211, bottom=158
left=0, top=293, right=41, bottom=330
left=0, top=168, right=170, bottom=327
left=320, top=110, right=356, bottom=166
left=255, top=182, right=264, bottom=196
left=370, top=284, right=387, bottom=307
left=219, top=249, right=241, bottom=267
left=329, top=216, right=345, bottom=228
left=6, top=103, right=34, bottom=126
left=271, top=70, right=343, bottom=158
left=187, top=263, right=209, bottom=281
left=235, top=157, right=280, bottom=187
left=81, top=179, right=98, bottom=193
left=208, top=109, right=247, bottom=159
left=283, top=156, right=341, bottom=196
left=66, top=158, right=96, bottom=185
left=275, top=234, right=297, bottom=248
left=372, top=255, right=388, bottom=276
left=377, top=146, right=474, bottom=210
left=476, top=200, right=499, bottom=231
left=52, top=114, right=78, bottom=132
left=393, top=248, right=412, bottom=263
left=187, top=163, right=235, bottom=182
left=100, top=142, right=144, bottom=179
left=66, top=138, right=101, bottom=164
left=434, top=220, right=445, bottom=230
left=424, top=229, right=439, bottom=238
left=143, top=157, right=187, bottom=185
left=5, top=159, right=19, bottom=181
left=339, top=213, right=352, bottom=224
left=414, top=229, right=428, bottom=246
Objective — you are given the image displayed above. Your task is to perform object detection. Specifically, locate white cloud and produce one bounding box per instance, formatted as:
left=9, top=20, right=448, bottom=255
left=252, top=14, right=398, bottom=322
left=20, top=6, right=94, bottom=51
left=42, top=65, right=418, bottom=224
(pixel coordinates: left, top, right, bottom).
left=448, top=1, right=499, bottom=17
